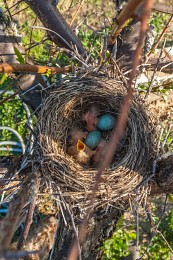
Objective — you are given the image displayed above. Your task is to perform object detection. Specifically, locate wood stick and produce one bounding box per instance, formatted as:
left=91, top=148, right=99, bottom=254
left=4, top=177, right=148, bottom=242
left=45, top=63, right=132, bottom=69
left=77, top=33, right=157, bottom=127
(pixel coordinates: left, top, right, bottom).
left=0, top=63, right=72, bottom=75
left=0, top=172, right=38, bottom=251
left=109, top=0, right=144, bottom=45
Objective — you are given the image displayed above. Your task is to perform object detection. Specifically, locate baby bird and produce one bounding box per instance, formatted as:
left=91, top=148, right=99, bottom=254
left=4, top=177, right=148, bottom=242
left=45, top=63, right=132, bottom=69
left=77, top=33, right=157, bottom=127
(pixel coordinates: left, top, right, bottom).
left=93, top=140, right=107, bottom=166
left=82, top=105, right=99, bottom=131
left=76, top=140, right=95, bottom=164
left=67, top=144, right=78, bottom=157
left=68, top=128, right=88, bottom=145
left=67, top=140, right=95, bottom=165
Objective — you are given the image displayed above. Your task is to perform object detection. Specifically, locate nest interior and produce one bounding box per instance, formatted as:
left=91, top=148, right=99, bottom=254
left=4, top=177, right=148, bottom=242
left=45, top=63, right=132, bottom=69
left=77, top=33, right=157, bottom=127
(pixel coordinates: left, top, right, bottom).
left=37, top=76, right=157, bottom=211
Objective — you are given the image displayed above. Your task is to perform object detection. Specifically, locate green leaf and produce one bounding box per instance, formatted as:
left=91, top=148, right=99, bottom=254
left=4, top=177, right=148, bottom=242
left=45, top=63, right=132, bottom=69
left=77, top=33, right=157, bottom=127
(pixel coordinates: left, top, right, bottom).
left=13, top=46, right=25, bottom=64
left=0, top=73, right=8, bottom=85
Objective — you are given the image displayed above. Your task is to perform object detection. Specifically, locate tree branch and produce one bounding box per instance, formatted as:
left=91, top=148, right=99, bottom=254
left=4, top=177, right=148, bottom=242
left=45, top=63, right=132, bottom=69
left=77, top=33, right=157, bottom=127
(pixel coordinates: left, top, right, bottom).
left=0, top=63, right=72, bottom=75
left=108, top=0, right=144, bottom=46
left=146, top=60, right=173, bottom=74
left=0, top=172, right=38, bottom=251
left=24, top=0, right=86, bottom=55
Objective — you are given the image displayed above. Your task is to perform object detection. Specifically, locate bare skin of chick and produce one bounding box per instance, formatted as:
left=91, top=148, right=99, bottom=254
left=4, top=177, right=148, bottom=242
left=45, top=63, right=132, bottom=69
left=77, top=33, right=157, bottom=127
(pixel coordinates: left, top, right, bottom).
left=82, top=105, right=99, bottom=131
left=68, top=128, right=88, bottom=145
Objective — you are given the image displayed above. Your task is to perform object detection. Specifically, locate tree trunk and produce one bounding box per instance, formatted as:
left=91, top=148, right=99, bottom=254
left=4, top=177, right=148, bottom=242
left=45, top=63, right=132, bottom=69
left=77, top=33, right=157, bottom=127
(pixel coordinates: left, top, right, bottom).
left=49, top=206, right=124, bottom=260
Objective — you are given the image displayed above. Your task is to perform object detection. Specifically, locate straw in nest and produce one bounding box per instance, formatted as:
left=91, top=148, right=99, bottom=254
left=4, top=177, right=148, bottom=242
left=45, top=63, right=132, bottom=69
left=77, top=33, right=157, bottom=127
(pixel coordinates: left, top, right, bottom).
left=36, top=76, right=157, bottom=212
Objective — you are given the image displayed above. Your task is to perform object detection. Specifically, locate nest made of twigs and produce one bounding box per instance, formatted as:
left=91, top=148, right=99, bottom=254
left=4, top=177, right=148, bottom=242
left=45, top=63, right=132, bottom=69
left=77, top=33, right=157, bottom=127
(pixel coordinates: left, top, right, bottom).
left=36, top=76, right=157, bottom=211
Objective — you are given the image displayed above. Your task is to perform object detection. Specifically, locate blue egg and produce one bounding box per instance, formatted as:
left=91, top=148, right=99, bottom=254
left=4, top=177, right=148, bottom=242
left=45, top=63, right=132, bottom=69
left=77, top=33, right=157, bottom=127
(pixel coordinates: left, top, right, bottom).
left=84, top=130, right=102, bottom=150
left=97, top=113, right=115, bottom=131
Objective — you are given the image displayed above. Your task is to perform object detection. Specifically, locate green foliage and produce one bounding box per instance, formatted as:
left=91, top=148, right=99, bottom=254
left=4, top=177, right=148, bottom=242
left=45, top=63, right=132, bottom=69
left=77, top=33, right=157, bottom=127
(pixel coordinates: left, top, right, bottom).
left=0, top=93, right=27, bottom=155
left=102, top=228, right=136, bottom=260
left=150, top=13, right=169, bottom=35
left=13, top=46, right=25, bottom=64
left=0, top=73, right=8, bottom=85
left=78, top=26, right=111, bottom=62
left=141, top=209, right=173, bottom=260
left=102, top=216, right=136, bottom=260
left=102, top=209, right=173, bottom=260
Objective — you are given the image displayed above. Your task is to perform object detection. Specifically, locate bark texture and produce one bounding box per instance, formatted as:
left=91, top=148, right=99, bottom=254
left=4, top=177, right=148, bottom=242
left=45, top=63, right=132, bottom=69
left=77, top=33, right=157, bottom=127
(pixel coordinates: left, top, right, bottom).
left=155, top=155, right=173, bottom=193
left=49, top=207, right=124, bottom=260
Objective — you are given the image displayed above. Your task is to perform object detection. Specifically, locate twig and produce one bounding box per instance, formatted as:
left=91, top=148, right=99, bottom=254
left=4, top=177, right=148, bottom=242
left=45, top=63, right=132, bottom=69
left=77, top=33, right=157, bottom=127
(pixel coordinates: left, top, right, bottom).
left=17, top=178, right=40, bottom=249
left=0, top=84, right=13, bottom=97
left=70, top=0, right=84, bottom=27
left=66, top=203, right=82, bottom=260
left=0, top=89, right=20, bottom=105
left=0, top=172, right=38, bottom=250
left=157, top=230, right=173, bottom=253
left=3, top=0, right=13, bottom=21
left=161, top=124, right=173, bottom=152
left=146, top=60, right=173, bottom=74
left=4, top=0, right=23, bottom=13
left=25, top=37, right=48, bottom=51
left=11, top=6, right=29, bottom=17
left=108, top=0, right=143, bottom=46
left=147, top=15, right=173, bottom=58
left=151, top=80, right=173, bottom=91
left=30, top=25, right=88, bottom=66
left=0, top=63, right=72, bottom=75
left=155, top=194, right=168, bottom=230
left=27, top=17, right=38, bottom=57
left=0, top=184, right=21, bottom=193
left=145, top=38, right=166, bottom=98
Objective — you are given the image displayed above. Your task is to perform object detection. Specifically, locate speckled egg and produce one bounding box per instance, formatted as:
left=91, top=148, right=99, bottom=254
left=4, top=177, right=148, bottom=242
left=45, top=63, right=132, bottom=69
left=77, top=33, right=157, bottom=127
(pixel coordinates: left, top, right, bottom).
left=84, top=130, right=102, bottom=150
left=97, top=113, right=115, bottom=131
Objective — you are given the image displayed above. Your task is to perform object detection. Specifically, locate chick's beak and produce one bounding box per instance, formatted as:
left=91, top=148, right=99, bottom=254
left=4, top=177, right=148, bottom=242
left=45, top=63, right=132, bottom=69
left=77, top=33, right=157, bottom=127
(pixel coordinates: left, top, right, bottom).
left=77, top=140, right=85, bottom=152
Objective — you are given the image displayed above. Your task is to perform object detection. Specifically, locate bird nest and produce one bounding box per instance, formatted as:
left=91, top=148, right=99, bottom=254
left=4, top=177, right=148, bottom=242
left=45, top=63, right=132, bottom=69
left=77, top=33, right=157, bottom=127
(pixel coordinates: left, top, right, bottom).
left=36, top=76, right=157, bottom=212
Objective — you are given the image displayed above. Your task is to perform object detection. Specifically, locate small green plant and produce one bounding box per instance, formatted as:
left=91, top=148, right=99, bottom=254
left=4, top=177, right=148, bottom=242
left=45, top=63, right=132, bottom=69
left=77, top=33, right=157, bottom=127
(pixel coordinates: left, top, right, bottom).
left=150, top=13, right=169, bottom=35
left=102, top=215, right=136, bottom=260
left=102, top=228, right=136, bottom=260
left=0, top=91, right=27, bottom=155
left=141, top=209, right=173, bottom=260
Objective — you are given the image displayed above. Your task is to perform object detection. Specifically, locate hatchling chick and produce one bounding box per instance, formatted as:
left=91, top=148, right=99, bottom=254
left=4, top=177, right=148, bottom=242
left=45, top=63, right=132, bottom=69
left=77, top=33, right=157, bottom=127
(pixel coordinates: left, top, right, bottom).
left=82, top=105, right=99, bottom=131
left=67, top=140, right=95, bottom=165
left=68, top=128, right=88, bottom=145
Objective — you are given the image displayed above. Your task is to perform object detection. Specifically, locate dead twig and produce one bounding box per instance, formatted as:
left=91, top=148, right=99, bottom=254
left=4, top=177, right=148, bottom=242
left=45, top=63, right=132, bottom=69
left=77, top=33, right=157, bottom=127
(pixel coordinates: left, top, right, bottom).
left=145, top=39, right=166, bottom=98
left=153, top=3, right=173, bottom=15
left=0, top=84, right=13, bottom=97
left=146, top=60, right=173, bottom=74
left=17, top=179, right=40, bottom=249
left=0, top=172, right=38, bottom=251
left=11, top=6, right=30, bottom=17
left=70, top=0, right=84, bottom=27
left=0, top=90, right=20, bottom=106
left=3, top=0, right=13, bottom=21
left=0, top=63, right=72, bottom=75
left=147, top=15, right=173, bottom=58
